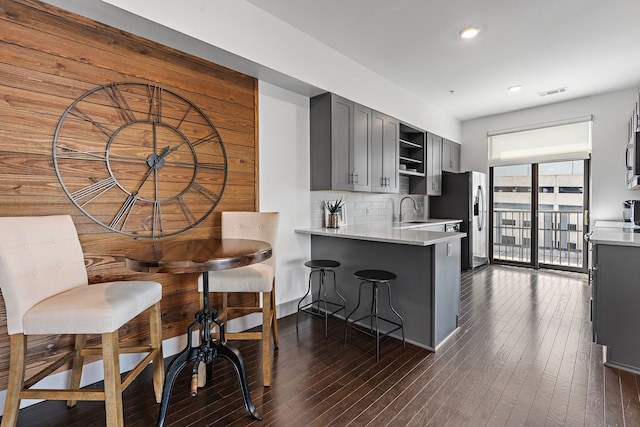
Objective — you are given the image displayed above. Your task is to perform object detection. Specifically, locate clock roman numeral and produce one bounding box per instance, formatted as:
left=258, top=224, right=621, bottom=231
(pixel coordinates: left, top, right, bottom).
left=110, top=194, right=138, bottom=231
left=70, top=177, right=117, bottom=206
left=152, top=201, right=163, bottom=237
left=55, top=145, right=107, bottom=162
left=69, top=106, right=116, bottom=139
left=175, top=105, right=194, bottom=130
left=104, top=84, right=136, bottom=124
left=147, top=85, right=162, bottom=122
left=191, top=183, right=220, bottom=204
left=196, top=162, right=226, bottom=171
left=177, top=196, right=197, bottom=227
left=191, top=132, right=220, bottom=148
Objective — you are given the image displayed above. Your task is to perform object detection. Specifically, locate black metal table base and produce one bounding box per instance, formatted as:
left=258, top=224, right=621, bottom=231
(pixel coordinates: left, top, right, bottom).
left=156, top=274, right=262, bottom=427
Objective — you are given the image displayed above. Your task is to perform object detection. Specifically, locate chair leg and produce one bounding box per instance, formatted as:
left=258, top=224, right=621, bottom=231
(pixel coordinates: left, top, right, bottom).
left=262, top=290, right=272, bottom=386
left=149, top=301, right=164, bottom=403
left=1, top=334, right=26, bottom=427
left=102, top=331, right=124, bottom=427
left=270, top=284, right=279, bottom=348
left=67, top=334, right=87, bottom=407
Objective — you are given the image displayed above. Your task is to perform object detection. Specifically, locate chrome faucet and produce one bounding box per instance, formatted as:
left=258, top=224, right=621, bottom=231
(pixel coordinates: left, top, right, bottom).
left=399, top=196, right=418, bottom=222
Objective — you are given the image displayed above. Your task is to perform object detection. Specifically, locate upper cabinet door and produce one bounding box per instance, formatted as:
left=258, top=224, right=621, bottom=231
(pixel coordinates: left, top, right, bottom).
left=383, top=115, right=400, bottom=193
left=330, top=95, right=356, bottom=191
left=352, top=103, right=372, bottom=192
left=371, top=110, right=399, bottom=193
left=311, top=93, right=372, bottom=192
left=427, top=132, right=443, bottom=196
left=442, top=139, right=461, bottom=173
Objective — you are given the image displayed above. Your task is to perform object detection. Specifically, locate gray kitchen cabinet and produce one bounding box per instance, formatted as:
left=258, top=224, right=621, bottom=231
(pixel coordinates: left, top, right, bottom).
left=399, top=122, right=425, bottom=177
left=310, top=93, right=371, bottom=192
left=442, top=139, right=461, bottom=173
left=400, top=128, right=442, bottom=196
left=592, top=243, right=640, bottom=373
left=400, top=122, right=430, bottom=195
left=433, top=239, right=461, bottom=345
left=371, top=110, right=399, bottom=193
left=426, top=132, right=443, bottom=196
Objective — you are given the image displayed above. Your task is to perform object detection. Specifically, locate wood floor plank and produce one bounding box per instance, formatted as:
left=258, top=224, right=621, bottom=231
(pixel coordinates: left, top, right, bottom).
left=603, top=367, right=625, bottom=427
left=620, top=371, right=640, bottom=427
left=7, top=265, right=640, bottom=427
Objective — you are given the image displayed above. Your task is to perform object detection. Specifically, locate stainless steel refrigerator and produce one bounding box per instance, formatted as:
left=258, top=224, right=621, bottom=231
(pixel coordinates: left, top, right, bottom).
left=430, top=171, right=489, bottom=270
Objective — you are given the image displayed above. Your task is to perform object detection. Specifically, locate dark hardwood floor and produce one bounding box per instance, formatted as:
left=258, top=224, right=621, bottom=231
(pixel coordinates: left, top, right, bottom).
left=9, top=264, right=640, bottom=426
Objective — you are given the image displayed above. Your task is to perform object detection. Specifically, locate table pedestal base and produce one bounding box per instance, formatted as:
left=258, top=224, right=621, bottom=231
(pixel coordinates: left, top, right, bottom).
left=156, top=277, right=262, bottom=426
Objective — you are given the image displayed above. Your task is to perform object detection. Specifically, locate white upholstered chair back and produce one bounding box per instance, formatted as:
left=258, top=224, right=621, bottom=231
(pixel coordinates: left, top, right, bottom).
left=221, top=211, right=279, bottom=271
left=0, top=215, right=88, bottom=335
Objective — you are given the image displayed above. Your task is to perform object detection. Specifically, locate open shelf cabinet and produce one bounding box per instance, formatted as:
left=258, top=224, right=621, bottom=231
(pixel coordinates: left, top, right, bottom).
left=399, top=122, right=425, bottom=177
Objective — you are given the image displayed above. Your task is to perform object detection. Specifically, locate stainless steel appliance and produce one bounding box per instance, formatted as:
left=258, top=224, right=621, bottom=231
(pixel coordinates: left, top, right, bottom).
left=623, top=200, right=632, bottom=222
left=628, top=199, right=640, bottom=225
left=625, top=131, right=640, bottom=189
left=430, top=171, right=488, bottom=270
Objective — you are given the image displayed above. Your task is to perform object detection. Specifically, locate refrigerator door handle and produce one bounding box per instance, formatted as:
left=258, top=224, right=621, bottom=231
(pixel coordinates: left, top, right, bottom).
left=477, top=185, right=485, bottom=231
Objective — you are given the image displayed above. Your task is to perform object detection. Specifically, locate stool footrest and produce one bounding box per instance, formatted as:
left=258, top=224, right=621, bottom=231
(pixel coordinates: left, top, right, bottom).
left=346, top=315, right=403, bottom=340
left=299, top=301, right=346, bottom=319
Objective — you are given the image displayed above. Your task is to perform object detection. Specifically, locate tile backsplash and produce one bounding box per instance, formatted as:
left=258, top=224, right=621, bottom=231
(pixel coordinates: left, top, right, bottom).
left=311, top=178, right=428, bottom=228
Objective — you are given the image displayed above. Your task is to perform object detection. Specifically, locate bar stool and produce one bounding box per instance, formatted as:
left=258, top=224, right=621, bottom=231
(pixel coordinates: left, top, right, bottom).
left=297, top=259, right=347, bottom=337
left=345, top=269, right=405, bottom=362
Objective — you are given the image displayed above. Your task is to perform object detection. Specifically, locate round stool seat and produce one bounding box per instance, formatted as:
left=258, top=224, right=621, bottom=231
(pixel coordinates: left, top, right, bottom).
left=305, top=259, right=341, bottom=269
left=354, top=269, right=397, bottom=282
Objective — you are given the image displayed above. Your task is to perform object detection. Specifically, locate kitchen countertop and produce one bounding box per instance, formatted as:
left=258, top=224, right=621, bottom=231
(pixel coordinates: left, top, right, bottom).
left=295, top=221, right=466, bottom=246
left=392, top=217, right=462, bottom=230
left=588, top=220, right=640, bottom=247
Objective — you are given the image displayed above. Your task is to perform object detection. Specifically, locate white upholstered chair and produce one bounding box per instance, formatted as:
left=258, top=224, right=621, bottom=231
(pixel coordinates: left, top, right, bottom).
left=0, top=215, right=164, bottom=427
left=198, top=211, right=279, bottom=386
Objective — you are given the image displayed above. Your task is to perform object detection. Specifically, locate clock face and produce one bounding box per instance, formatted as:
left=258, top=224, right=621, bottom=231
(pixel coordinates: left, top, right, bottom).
left=53, top=82, right=227, bottom=238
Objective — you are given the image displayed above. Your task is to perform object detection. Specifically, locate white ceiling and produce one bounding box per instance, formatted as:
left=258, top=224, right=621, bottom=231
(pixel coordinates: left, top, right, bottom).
left=246, top=0, right=640, bottom=121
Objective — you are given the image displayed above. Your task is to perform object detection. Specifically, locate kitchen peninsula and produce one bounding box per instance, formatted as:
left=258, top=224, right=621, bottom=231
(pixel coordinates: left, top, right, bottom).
left=295, top=221, right=465, bottom=350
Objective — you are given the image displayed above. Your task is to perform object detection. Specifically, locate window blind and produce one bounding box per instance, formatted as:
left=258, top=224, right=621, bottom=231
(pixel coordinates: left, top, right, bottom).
left=488, top=116, right=592, bottom=166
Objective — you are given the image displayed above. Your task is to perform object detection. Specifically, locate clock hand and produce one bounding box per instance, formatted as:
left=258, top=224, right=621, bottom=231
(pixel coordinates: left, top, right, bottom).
left=165, top=140, right=192, bottom=156
left=158, top=145, right=170, bottom=159
left=132, top=165, right=155, bottom=196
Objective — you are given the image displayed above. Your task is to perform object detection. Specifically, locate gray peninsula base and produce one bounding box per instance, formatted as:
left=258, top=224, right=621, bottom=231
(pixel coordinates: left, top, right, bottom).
left=309, top=235, right=461, bottom=350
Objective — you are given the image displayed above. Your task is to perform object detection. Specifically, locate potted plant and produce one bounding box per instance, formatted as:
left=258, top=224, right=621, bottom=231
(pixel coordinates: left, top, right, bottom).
left=325, top=198, right=344, bottom=228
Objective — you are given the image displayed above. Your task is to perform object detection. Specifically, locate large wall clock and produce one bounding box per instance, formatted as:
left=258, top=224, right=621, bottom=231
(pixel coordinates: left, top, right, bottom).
left=53, top=82, right=227, bottom=238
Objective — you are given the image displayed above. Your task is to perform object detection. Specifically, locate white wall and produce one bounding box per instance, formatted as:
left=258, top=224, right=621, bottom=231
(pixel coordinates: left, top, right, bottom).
left=461, top=88, right=639, bottom=222
left=257, top=81, right=311, bottom=314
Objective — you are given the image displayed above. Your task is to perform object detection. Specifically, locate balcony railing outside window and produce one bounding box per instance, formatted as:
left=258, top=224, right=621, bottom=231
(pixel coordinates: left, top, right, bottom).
left=494, top=209, right=583, bottom=268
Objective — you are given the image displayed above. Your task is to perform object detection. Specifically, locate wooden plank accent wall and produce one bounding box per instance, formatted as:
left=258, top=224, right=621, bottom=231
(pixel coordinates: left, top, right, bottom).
left=0, top=0, right=259, bottom=389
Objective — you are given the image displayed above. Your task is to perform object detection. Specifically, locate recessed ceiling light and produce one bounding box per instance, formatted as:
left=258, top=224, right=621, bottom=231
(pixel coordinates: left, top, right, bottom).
left=508, top=85, right=523, bottom=92
left=459, top=27, right=480, bottom=39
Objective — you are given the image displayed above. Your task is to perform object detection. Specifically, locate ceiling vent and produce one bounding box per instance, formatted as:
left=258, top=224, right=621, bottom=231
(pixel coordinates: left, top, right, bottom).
left=538, top=87, right=568, bottom=97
